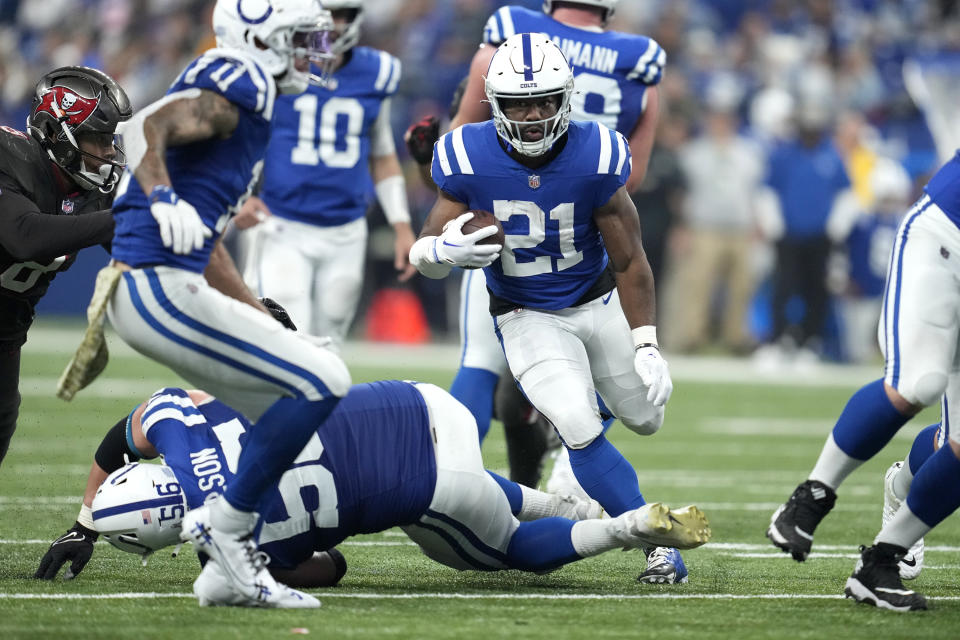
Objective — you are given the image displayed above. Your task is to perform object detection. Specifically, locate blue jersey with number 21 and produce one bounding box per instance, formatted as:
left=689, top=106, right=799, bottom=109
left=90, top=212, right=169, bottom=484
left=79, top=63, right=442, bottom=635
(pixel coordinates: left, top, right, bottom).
left=141, top=381, right=436, bottom=570
left=260, top=47, right=401, bottom=227
left=432, top=120, right=630, bottom=310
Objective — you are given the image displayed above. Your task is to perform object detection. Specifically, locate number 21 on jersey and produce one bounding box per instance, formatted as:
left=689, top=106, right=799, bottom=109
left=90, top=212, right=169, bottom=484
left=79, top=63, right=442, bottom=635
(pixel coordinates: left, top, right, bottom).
left=493, top=199, right=583, bottom=277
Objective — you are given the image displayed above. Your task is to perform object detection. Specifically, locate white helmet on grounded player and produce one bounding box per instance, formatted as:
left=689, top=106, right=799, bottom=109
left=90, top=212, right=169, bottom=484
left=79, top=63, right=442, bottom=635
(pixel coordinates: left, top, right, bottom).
left=322, top=0, right=363, bottom=54
left=484, top=32, right=574, bottom=157
left=212, top=0, right=336, bottom=94
left=91, top=463, right=186, bottom=559
left=543, top=0, right=618, bottom=24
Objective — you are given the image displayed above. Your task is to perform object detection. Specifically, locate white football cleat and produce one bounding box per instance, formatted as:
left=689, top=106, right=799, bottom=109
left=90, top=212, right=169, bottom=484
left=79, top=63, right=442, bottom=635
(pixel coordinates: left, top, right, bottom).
left=882, top=461, right=924, bottom=580
left=545, top=448, right=591, bottom=502
left=194, top=559, right=320, bottom=609
left=181, top=504, right=313, bottom=608
left=608, top=502, right=711, bottom=551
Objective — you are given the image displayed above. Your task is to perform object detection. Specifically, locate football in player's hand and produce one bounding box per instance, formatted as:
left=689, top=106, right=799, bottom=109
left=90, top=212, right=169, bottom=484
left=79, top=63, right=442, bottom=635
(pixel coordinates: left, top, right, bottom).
left=461, top=210, right=505, bottom=246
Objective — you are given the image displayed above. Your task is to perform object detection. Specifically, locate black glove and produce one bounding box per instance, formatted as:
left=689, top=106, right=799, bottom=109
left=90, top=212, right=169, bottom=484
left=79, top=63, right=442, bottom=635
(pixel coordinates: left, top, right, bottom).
left=259, top=297, right=297, bottom=331
left=34, top=522, right=98, bottom=580
left=404, top=115, right=440, bottom=165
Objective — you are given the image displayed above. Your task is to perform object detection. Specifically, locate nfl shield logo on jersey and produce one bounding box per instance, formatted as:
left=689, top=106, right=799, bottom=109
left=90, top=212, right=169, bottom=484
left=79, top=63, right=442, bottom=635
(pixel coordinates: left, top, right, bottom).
left=528, top=175, right=541, bottom=189
left=61, top=199, right=75, bottom=214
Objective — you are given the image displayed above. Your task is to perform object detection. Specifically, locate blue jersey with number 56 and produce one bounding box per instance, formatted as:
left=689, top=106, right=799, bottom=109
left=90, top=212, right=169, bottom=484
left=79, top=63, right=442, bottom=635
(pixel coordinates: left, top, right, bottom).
left=432, top=120, right=630, bottom=310
left=260, top=48, right=401, bottom=227
left=111, top=49, right=274, bottom=272
left=483, top=6, right=665, bottom=136
left=141, top=382, right=436, bottom=570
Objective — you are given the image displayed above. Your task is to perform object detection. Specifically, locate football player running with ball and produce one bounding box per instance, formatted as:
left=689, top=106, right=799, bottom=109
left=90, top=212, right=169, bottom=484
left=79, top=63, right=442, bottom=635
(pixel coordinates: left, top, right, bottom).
left=236, top=0, right=417, bottom=344
left=36, top=381, right=709, bottom=606
left=0, top=66, right=131, bottom=466
left=409, top=34, right=700, bottom=584
left=104, top=0, right=350, bottom=608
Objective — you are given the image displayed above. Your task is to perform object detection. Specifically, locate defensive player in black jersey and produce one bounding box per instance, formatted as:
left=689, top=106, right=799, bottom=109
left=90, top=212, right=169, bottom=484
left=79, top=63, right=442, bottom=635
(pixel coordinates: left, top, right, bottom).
left=0, top=66, right=131, bottom=465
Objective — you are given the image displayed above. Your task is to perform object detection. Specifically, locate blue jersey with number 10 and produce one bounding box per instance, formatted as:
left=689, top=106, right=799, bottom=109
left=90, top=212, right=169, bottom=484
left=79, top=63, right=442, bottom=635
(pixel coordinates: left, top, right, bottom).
left=484, top=6, right=665, bottom=136
left=141, top=381, right=436, bottom=570
left=261, top=48, right=401, bottom=227
left=111, top=49, right=275, bottom=272
left=432, top=120, right=630, bottom=310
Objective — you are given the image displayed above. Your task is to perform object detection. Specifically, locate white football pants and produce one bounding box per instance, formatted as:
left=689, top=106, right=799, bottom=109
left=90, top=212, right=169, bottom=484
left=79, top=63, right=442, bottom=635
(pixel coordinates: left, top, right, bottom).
left=495, top=290, right=664, bottom=449
left=244, top=216, right=367, bottom=344
left=402, top=383, right=519, bottom=570
left=108, top=267, right=351, bottom=421
left=458, top=268, right=509, bottom=375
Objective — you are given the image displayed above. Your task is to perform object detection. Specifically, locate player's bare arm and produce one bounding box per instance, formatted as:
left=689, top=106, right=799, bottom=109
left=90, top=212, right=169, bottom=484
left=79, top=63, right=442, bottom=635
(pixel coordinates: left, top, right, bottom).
left=595, top=186, right=656, bottom=329
left=419, top=188, right=469, bottom=238
left=370, top=152, right=417, bottom=282
left=204, top=239, right=269, bottom=313
left=625, top=86, right=660, bottom=193
left=127, top=90, right=239, bottom=193
left=449, top=44, right=496, bottom=131
left=410, top=189, right=500, bottom=277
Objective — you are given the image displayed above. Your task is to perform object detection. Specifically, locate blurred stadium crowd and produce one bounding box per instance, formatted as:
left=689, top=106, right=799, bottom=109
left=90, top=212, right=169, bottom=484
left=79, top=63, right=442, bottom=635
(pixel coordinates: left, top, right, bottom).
left=3, top=0, right=958, bottom=363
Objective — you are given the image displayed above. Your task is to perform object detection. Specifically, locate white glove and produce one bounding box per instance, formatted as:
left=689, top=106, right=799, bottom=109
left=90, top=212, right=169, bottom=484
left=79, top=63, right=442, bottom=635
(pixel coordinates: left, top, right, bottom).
left=634, top=346, right=673, bottom=406
left=149, top=185, right=212, bottom=255
left=434, top=212, right=502, bottom=268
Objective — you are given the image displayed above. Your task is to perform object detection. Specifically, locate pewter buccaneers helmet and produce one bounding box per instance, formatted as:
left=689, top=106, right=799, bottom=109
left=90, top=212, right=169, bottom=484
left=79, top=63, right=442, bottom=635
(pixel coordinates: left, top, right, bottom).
left=212, top=0, right=336, bottom=94
left=322, top=0, right=364, bottom=54
left=543, top=0, right=618, bottom=24
left=92, top=463, right=186, bottom=559
left=484, top=33, right=575, bottom=157
left=27, top=66, right=132, bottom=192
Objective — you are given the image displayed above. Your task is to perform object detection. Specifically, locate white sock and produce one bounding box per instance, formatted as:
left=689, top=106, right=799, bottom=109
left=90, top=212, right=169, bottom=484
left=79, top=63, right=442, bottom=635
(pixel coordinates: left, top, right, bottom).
left=892, top=461, right=914, bottom=501
left=808, top=433, right=863, bottom=489
left=210, top=497, right=256, bottom=534
left=517, top=485, right=560, bottom=521
left=570, top=519, right=619, bottom=557
left=875, top=504, right=930, bottom=550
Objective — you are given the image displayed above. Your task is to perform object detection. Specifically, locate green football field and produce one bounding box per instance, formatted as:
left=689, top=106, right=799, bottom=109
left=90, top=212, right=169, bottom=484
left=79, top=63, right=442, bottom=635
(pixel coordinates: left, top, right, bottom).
left=1, top=322, right=957, bottom=639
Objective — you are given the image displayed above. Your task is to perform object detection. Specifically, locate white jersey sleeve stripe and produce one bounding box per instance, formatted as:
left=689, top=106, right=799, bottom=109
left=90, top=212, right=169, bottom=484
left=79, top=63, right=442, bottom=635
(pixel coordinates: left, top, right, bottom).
left=483, top=13, right=500, bottom=44
left=627, top=39, right=659, bottom=82
left=436, top=134, right=453, bottom=177
left=374, top=51, right=392, bottom=91
left=499, top=6, right=516, bottom=41
left=386, top=56, right=402, bottom=94
left=452, top=127, right=474, bottom=175
left=596, top=121, right=612, bottom=174
left=614, top=131, right=627, bottom=176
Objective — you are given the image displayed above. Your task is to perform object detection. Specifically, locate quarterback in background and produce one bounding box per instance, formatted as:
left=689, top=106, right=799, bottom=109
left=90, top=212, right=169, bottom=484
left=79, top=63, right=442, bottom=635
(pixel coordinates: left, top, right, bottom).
left=237, top=0, right=416, bottom=344
left=0, top=66, right=130, bottom=465
left=410, top=34, right=687, bottom=584
left=105, top=0, right=350, bottom=608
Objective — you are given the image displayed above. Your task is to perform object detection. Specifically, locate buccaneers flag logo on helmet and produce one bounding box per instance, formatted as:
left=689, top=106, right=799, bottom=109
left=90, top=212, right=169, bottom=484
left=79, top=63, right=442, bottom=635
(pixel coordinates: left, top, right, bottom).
left=35, top=85, right=101, bottom=129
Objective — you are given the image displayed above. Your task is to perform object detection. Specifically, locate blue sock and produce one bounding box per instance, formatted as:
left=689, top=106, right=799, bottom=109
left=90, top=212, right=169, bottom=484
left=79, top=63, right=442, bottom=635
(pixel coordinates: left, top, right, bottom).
left=831, top=379, right=910, bottom=460
left=908, top=423, right=941, bottom=475
left=906, top=444, right=960, bottom=527
left=487, top=471, right=522, bottom=515
left=225, top=395, right=340, bottom=511
left=449, top=366, right=499, bottom=443
left=597, top=394, right=615, bottom=433
left=568, top=435, right=644, bottom=516
left=505, top=518, right=578, bottom=572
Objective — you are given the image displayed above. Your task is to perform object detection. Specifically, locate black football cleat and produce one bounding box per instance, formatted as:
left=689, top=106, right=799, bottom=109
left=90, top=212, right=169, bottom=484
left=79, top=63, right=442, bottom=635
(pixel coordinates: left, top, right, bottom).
left=767, top=480, right=836, bottom=561
left=845, top=543, right=928, bottom=612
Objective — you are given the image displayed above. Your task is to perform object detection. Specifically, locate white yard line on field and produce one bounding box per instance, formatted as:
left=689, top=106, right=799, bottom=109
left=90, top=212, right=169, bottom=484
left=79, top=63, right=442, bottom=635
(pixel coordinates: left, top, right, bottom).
left=1, top=591, right=959, bottom=601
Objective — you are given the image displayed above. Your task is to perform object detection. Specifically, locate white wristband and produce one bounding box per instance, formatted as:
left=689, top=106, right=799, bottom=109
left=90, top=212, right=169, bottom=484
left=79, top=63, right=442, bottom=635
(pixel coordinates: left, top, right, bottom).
left=631, top=325, right=658, bottom=350
left=374, top=174, right=411, bottom=226
left=409, top=235, right=453, bottom=279
left=77, top=503, right=95, bottom=530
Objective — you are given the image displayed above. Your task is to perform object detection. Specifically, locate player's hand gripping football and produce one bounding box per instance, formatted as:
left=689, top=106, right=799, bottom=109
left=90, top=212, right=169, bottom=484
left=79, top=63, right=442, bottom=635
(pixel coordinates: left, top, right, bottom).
left=149, top=185, right=212, bottom=254
left=34, top=521, right=98, bottom=580
left=634, top=346, right=673, bottom=406
left=435, top=212, right=502, bottom=269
